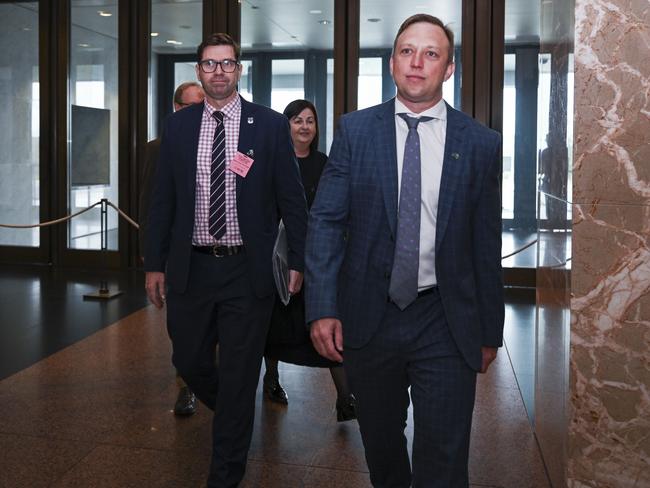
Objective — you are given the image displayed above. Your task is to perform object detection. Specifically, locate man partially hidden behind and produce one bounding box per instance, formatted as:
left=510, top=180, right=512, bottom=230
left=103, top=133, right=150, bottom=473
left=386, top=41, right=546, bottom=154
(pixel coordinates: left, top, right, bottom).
left=139, top=81, right=204, bottom=416
left=306, top=14, right=504, bottom=488
left=144, top=33, right=307, bottom=487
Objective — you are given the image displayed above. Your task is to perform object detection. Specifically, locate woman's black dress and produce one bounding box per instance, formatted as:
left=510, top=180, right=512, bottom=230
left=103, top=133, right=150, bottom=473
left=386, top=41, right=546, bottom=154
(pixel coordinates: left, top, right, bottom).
left=265, top=150, right=338, bottom=368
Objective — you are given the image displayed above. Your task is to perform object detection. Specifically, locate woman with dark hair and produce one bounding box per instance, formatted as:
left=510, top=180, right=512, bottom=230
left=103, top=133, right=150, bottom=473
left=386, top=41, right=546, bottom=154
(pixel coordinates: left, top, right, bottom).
left=262, top=99, right=356, bottom=422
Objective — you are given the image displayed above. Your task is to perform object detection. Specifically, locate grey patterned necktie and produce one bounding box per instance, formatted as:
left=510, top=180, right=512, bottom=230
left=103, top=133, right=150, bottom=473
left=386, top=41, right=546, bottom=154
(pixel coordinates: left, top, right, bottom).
left=389, top=114, right=433, bottom=310
left=209, top=110, right=226, bottom=239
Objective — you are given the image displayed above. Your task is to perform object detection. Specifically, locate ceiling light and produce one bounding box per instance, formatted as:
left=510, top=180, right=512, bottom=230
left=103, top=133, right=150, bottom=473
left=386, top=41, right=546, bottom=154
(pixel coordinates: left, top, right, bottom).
left=150, top=32, right=159, bottom=37
left=97, top=10, right=112, bottom=17
left=309, top=9, right=322, bottom=14
left=166, top=39, right=183, bottom=45
left=78, top=43, right=90, bottom=47
left=318, top=20, right=332, bottom=25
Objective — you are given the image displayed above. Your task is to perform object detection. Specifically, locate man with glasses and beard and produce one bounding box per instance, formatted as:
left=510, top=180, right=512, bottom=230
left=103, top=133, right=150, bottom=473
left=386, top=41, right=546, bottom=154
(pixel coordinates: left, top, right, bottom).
left=144, top=33, right=307, bottom=487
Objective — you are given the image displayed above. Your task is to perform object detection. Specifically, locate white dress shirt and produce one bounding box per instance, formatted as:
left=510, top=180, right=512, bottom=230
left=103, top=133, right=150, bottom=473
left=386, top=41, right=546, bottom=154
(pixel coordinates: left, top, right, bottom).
left=394, top=97, right=447, bottom=289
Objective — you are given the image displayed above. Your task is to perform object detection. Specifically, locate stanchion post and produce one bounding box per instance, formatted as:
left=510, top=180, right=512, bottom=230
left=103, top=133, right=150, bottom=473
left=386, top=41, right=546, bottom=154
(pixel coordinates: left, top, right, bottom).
left=84, top=198, right=124, bottom=300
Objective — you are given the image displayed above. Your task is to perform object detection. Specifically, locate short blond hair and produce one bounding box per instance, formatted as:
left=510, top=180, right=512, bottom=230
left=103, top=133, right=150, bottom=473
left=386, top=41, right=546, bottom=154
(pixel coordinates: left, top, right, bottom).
left=393, top=14, right=454, bottom=64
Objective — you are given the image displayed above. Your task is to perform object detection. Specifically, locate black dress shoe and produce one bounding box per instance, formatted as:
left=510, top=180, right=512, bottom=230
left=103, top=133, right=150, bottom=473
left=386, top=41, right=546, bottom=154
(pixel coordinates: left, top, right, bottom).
left=174, top=386, right=197, bottom=416
left=336, top=394, right=357, bottom=422
left=263, top=375, right=288, bottom=404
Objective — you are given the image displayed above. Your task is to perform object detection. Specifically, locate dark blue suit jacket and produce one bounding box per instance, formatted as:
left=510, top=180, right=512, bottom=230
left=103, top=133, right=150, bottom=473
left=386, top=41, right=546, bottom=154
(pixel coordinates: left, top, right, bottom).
left=305, top=98, right=504, bottom=371
left=145, top=96, right=308, bottom=297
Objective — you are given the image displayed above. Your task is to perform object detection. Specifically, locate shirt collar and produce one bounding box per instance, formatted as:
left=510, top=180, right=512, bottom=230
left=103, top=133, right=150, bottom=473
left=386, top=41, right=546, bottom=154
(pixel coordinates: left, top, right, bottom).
left=394, top=97, right=447, bottom=121
left=203, top=93, right=241, bottom=120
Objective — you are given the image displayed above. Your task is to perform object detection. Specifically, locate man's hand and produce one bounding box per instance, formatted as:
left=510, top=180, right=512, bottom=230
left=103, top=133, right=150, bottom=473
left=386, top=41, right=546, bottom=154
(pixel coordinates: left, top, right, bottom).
left=310, top=317, right=343, bottom=362
left=145, top=271, right=166, bottom=309
left=480, top=346, right=498, bottom=373
left=288, top=270, right=303, bottom=295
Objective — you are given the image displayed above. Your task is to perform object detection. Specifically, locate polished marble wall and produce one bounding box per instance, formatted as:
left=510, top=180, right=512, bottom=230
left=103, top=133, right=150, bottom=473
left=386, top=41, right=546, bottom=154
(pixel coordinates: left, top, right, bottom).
left=568, top=0, right=650, bottom=486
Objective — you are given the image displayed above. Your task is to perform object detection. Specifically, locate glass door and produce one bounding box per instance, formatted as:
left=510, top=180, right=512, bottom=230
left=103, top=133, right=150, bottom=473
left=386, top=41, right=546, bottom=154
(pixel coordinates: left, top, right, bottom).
left=67, top=1, right=119, bottom=250
left=0, top=2, right=40, bottom=249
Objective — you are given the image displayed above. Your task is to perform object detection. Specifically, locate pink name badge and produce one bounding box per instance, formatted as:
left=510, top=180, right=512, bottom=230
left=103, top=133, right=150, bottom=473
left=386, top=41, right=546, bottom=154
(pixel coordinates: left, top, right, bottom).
left=229, top=151, right=254, bottom=177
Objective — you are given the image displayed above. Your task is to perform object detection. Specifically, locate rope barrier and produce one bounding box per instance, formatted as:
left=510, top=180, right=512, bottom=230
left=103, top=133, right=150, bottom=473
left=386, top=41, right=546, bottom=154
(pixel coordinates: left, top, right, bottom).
left=0, top=201, right=103, bottom=228
left=1, top=202, right=542, bottom=261
left=105, top=200, right=140, bottom=230
left=0, top=200, right=139, bottom=230
left=501, top=239, right=538, bottom=260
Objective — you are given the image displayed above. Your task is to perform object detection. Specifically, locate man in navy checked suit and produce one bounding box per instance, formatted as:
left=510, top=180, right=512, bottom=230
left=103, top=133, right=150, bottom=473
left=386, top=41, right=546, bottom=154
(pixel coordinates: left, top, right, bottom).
left=305, top=14, right=504, bottom=487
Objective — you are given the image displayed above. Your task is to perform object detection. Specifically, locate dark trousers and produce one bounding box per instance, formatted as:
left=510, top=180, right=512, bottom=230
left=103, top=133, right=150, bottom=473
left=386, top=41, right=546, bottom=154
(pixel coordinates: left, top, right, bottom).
left=166, top=250, right=274, bottom=488
left=344, top=288, right=477, bottom=488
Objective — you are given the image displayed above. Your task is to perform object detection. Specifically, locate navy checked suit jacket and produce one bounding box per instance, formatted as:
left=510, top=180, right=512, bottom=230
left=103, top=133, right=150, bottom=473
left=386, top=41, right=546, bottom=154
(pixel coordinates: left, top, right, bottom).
left=144, top=96, right=308, bottom=298
left=305, top=98, right=504, bottom=371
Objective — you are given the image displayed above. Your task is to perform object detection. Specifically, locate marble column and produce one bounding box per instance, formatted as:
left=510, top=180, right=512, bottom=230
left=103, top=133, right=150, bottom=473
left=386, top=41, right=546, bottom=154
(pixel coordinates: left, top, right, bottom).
left=569, top=0, right=650, bottom=486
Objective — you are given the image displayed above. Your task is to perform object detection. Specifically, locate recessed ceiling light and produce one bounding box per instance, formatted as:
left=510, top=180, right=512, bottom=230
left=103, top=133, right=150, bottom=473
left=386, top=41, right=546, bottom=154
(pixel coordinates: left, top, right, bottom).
left=78, top=43, right=90, bottom=48
left=367, top=18, right=381, bottom=23
left=150, top=32, right=159, bottom=37
left=309, top=9, right=322, bottom=14
left=166, top=39, right=183, bottom=45
left=97, top=10, right=112, bottom=17
left=318, top=20, right=332, bottom=25
left=22, top=27, right=32, bottom=31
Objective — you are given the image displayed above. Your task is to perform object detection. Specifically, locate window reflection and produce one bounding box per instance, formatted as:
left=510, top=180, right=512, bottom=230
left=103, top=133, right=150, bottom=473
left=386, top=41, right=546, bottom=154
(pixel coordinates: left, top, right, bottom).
left=502, top=0, right=574, bottom=233
left=358, top=57, right=383, bottom=110
left=241, top=0, right=334, bottom=153
left=149, top=0, right=203, bottom=140
left=239, top=60, right=253, bottom=101
left=0, top=2, right=39, bottom=247
left=271, top=59, right=305, bottom=113
left=502, top=54, right=516, bottom=220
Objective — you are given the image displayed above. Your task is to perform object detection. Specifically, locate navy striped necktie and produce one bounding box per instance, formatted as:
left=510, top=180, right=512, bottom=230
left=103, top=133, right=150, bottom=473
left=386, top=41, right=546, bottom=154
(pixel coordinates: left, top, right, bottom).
left=209, top=110, right=226, bottom=240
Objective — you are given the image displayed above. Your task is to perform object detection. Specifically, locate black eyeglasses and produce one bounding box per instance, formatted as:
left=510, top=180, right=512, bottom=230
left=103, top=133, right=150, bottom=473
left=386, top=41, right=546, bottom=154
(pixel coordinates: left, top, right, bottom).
left=198, top=58, right=239, bottom=73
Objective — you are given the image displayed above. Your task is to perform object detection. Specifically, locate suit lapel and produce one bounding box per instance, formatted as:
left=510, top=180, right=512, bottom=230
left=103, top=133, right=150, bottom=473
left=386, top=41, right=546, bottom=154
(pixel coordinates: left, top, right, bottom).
left=236, top=96, right=256, bottom=197
left=435, top=103, right=467, bottom=252
left=377, top=99, right=398, bottom=236
left=186, top=104, right=203, bottom=197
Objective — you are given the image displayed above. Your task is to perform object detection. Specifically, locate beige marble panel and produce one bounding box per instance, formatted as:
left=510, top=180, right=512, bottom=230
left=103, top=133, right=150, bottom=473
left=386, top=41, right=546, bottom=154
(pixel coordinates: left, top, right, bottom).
left=573, top=0, right=650, bottom=206
left=569, top=202, right=650, bottom=487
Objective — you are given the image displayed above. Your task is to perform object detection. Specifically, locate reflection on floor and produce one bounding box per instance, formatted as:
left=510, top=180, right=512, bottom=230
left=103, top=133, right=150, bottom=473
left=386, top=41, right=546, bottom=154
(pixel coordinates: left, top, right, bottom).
left=503, top=294, right=536, bottom=425
left=502, top=229, right=571, bottom=269
left=0, top=264, right=149, bottom=380
left=501, top=229, right=571, bottom=427
left=0, top=266, right=551, bottom=487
